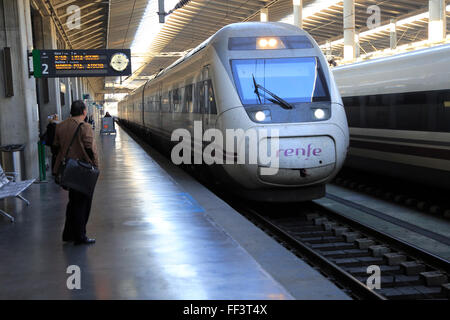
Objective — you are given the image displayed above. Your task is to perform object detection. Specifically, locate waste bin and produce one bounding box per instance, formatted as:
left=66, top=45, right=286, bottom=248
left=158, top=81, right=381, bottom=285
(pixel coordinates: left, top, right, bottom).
left=0, top=144, right=25, bottom=181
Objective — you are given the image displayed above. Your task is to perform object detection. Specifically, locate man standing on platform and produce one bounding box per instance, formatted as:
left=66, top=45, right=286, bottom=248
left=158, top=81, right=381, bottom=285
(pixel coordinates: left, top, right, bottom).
left=53, top=100, right=99, bottom=245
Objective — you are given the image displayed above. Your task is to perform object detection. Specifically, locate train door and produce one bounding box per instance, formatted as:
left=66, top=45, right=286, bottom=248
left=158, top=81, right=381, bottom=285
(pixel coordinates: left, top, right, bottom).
left=200, top=65, right=219, bottom=167
left=199, top=70, right=207, bottom=134
left=157, top=82, right=163, bottom=131
left=200, top=66, right=216, bottom=132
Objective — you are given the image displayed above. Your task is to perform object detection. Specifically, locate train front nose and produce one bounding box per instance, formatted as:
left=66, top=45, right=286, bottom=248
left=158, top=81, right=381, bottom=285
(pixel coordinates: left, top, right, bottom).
left=257, top=135, right=337, bottom=186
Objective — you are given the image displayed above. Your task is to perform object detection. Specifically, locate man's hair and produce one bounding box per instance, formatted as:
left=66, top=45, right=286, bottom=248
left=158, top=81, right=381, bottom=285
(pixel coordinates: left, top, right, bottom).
left=70, top=100, right=86, bottom=117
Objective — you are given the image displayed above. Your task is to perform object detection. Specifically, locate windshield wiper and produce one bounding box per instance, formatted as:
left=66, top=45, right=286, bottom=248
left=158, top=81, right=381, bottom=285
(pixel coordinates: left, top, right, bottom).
left=252, top=75, right=293, bottom=110
left=252, top=74, right=262, bottom=104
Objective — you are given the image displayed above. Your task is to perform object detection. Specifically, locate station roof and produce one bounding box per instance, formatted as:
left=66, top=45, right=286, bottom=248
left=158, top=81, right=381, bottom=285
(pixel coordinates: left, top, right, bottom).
left=257, top=0, right=448, bottom=56
left=34, top=1, right=449, bottom=99
left=104, top=0, right=448, bottom=93
left=39, top=0, right=110, bottom=49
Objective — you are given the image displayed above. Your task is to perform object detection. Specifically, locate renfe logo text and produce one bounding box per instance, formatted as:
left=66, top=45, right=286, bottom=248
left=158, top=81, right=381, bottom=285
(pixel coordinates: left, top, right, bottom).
left=277, top=144, right=322, bottom=158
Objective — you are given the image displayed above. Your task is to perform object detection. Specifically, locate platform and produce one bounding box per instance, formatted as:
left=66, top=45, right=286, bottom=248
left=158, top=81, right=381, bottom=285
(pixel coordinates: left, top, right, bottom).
left=0, top=126, right=349, bottom=300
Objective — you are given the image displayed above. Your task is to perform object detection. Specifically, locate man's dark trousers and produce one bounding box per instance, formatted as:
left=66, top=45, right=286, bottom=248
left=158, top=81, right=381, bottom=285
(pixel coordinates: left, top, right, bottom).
left=62, top=189, right=92, bottom=242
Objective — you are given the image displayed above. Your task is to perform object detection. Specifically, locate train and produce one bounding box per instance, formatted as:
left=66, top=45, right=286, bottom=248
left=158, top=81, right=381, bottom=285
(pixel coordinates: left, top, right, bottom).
left=333, top=44, right=450, bottom=190
left=118, top=22, right=349, bottom=202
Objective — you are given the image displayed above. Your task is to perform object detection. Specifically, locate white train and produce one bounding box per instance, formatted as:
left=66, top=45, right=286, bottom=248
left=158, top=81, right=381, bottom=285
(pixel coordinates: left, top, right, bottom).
left=333, top=44, right=450, bottom=189
left=118, top=22, right=349, bottom=201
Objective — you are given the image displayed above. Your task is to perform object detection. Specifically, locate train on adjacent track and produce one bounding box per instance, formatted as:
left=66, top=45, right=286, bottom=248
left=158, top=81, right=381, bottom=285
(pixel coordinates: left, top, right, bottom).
left=118, top=22, right=349, bottom=202
left=333, top=44, right=450, bottom=190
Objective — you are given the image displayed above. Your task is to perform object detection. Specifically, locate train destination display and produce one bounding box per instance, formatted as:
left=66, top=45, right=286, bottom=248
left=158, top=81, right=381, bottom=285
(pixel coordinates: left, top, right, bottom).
left=32, top=49, right=132, bottom=78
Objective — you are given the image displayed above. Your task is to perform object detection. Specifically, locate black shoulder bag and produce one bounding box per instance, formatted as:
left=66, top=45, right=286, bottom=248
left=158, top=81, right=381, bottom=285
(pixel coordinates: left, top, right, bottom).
left=56, top=123, right=99, bottom=197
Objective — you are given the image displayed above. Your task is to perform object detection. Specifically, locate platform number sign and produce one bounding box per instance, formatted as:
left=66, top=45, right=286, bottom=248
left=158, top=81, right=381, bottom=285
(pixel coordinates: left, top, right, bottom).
left=31, top=49, right=132, bottom=78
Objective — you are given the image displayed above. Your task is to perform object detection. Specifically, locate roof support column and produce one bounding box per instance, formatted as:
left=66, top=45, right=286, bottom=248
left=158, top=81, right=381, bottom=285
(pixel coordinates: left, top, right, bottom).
left=355, top=33, right=360, bottom=58
left=260, top=8, right=269, bottom=22
left=72, top=78, right=79, bottom=101
left=61, top=78, right=73, bottom=120
left=326, top=40, right=332, bottom=57
left=0, top=0, right=39, bottom=179
left=390, top=19, right=397, bottom=50
left=429, top=0, right=447, bottom=42
left=293, top=0, right=303, bottom=29
left=33, top=14, right=62, bottom=129
left=343, top=0, right=355, bottom=61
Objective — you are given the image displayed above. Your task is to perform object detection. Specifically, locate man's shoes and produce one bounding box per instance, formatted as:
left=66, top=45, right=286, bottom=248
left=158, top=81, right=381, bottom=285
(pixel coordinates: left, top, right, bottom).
left=74, top=238, right=96, bottom=245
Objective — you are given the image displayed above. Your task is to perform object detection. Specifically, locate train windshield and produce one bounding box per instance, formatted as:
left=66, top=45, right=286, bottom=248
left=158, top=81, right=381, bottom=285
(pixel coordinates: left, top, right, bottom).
left=231, top=57, right=330, bottom=106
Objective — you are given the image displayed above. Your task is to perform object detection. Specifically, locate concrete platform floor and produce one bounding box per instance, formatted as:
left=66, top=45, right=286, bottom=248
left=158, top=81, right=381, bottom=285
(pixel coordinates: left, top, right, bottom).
left=0, top=126, right=349, bottom=300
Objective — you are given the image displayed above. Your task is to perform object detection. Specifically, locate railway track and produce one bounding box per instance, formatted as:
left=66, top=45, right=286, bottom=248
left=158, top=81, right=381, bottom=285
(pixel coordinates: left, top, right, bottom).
left=234, top=200, right=450, bottom=300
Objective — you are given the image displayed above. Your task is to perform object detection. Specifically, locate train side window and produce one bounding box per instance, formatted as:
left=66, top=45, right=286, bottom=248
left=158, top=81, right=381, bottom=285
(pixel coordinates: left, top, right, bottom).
left=145, top=97, right=150, bottom=111
left=194, top=83, right=198, bottom=113
left=342, top=97, right=353, bottom=107
left=179, top=87, right=185, bottom=113
left=345, top=106, right=360, bottom=127
left=367, top=95, right=378, bottom=107
left=170, top=89, right=180, bottom=112
left=177, top=88, right=182, bottom=112
left=169, top=90, right=173, bottom=111
left=404, top=92, right=427, bottom=105
left=207, top=80, right=217, bottom=114
left=162, top=92, right=170, bottom=112
left=439, top=91, right=450, bottom=132
left=195, top=82, right=205, bottom=114
left=149, top=96, right=155, bottom=112
left=184, top=84, right=193, bottom=113
left=156, top=95, right=160, bottom=112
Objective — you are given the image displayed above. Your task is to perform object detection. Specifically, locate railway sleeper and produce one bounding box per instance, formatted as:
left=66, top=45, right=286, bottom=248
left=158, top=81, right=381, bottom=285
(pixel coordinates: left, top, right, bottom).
left=289, top=230, right=334, bottom=238
left=356, top=274, right=422, bottom=288
left=383, top=253, right=407, bottom=266
left=320, top=248, right=369, bottom=258
left=344, top=265, right=402, bottom=276
left=442, top=284, right=450, bottom=298
left=310, top=241, right=356, bottom=251
left=269, top=217, right=307, bottom=225
left=378, top=286, right=444, bottom=300
left=420, top=271, right=448, bottom=286
left=330, top=256, right=384, bottom=267
left=284, top=225, right=324, bottom=232
left=300, top=236, right=345, bottom=244
left=400, top=261, right=427, bottom=275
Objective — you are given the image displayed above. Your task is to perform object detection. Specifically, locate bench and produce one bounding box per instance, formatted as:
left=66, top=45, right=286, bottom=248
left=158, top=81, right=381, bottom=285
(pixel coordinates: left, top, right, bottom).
left=0, top=165, right=35, bottom=223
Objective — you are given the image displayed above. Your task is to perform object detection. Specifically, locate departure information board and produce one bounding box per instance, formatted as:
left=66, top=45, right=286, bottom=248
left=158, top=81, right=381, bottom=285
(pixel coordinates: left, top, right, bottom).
left=32, top=49, right=132, bottom=78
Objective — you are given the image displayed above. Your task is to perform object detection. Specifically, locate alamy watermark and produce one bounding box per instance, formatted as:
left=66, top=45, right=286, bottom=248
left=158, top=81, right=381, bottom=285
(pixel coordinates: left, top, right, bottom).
left=66, top=5, right=81, bottom=30
left=367, top=5, right=381, bottom=30
left=366, top=265, right=381, bottom=290
left=171, top=122, right=285, bottom=175
left=66, top=265, right=81, bottom=290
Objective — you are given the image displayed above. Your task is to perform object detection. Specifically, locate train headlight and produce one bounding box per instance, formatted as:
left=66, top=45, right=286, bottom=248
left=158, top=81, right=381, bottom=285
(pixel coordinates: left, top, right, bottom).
left=257, top=37, right=283, bottom=49
left=251, top=110, right=271, bottom=122
left=268, top=38, right=278, bottom=47
left=255, top=111, right=266, bottom=122
left=313, top=108, right=326, bottom=120
left=259, top=39, right=268, bottom=48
